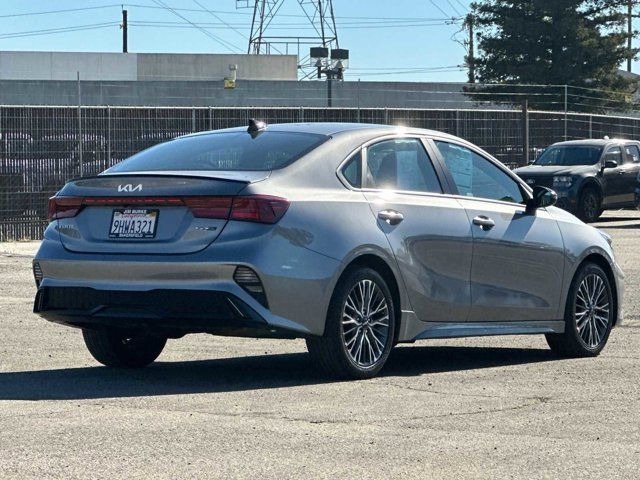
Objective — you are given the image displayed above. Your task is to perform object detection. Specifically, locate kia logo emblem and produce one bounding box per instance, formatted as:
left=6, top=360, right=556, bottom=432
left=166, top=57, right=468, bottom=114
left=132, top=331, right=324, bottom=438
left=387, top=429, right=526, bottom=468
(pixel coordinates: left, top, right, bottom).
left=118, top=184, right=142, bottom=192
left=526, top=179, right=535, bottom=185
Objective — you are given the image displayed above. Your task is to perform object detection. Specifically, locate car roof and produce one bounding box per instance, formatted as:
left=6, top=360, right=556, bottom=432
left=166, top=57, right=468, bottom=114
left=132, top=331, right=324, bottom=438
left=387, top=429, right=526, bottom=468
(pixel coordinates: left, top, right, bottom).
left=551, top=139, right=639, bottom=147
left=180, top=122, right=461, bottom=141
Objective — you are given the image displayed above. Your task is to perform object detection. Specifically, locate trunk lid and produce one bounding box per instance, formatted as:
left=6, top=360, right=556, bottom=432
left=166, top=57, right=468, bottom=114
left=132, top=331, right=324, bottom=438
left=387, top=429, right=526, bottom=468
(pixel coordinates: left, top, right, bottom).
left=54, top=173, right=258, bottom=254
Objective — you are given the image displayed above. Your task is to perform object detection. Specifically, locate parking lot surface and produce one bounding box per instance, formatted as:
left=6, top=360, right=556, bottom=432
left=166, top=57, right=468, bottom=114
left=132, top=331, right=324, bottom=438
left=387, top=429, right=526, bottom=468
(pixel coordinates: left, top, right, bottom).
left=1, top=210, right=639, bottom=479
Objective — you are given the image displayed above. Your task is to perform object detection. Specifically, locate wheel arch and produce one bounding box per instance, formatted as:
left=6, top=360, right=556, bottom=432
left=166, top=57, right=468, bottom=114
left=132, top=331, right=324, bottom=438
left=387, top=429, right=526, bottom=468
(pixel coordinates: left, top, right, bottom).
left=573, top=253, right=619, bottom=326
left=578, top=177, right=603, bottom=199
left=338, top=253, right=403, bottom=342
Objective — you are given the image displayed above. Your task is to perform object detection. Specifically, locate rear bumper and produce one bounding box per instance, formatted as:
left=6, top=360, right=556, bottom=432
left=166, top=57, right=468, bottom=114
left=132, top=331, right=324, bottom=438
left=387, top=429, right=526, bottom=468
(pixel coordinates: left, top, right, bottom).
left=34, top=286, right=296, bottom=338
left=33, top=221, right=342, bottom=337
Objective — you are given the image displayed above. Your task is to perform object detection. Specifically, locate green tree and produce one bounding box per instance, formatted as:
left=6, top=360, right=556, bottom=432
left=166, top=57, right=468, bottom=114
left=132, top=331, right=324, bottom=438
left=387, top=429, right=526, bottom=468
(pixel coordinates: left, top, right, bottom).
left=468, top=0, right=637, bottom=111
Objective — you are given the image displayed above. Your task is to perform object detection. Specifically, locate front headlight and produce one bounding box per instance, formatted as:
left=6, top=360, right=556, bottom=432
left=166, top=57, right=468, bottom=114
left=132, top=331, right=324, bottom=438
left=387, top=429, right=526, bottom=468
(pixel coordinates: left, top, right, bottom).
left=552, top=175, right=574, bottom=188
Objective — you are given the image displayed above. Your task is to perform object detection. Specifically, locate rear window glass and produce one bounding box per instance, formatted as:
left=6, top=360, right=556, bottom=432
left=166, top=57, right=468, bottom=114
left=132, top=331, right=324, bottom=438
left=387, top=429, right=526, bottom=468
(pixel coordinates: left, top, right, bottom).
left=107, top=131, right=327, bottom=172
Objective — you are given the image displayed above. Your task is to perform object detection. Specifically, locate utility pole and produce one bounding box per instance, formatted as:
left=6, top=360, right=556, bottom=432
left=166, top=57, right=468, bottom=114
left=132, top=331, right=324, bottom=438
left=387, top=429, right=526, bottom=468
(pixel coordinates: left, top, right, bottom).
left=628, top=0, right=633, bottom=72
left=465, top=13, right=475, bottom=83
left=122, top=9, right=128, bottom=53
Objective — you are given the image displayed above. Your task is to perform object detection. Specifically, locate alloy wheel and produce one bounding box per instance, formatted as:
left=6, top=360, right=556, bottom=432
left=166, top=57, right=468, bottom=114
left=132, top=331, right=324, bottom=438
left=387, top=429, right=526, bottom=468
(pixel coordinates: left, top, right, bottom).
left=341, top=279, right=390, bottom=368
left=575, top=273, right=611, bottom=349
left=583, top=192, right=598, bottom=222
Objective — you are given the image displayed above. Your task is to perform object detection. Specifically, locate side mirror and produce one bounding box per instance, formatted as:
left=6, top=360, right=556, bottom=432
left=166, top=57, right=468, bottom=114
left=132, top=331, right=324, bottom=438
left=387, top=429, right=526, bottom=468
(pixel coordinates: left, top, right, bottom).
left=603, top=159, right=618, bottom=169
left=526, top=185, right=557, bottom=214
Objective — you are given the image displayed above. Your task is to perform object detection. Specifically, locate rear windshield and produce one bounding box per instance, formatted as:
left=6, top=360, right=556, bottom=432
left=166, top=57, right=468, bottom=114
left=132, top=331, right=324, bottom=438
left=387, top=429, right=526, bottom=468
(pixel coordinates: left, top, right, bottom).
left=107, top=131, right=327, bottom=172
left=534, top=145, right=603, bottom=166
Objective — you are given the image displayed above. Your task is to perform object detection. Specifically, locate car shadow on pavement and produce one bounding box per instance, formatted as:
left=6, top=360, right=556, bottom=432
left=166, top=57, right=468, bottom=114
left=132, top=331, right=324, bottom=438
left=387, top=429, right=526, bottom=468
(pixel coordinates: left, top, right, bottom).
left=597, top=223, right=640, bottom=229
left=593, top=216, right=639, bottom=224
left=0, top=345, right=558, bottom=401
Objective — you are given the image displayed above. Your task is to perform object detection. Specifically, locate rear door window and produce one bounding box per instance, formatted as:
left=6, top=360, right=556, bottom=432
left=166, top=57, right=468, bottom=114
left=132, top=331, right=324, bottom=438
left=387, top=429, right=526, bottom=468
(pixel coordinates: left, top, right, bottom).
left=107, top=131, right=327, bottom=172
left=624, top=144, right=640, bottom=163
left=364, top=138, right=442, bottom=193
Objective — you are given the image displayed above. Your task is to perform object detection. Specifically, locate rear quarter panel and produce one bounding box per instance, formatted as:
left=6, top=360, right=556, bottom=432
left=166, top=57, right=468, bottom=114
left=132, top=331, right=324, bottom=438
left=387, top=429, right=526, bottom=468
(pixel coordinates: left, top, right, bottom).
left=240, top=131, right=413, bottom=333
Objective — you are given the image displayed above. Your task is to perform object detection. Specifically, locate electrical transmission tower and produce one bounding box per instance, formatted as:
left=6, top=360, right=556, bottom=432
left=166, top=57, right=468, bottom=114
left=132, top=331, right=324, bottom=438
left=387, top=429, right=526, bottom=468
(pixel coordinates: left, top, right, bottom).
left=237, top=0, right=339, bottom=59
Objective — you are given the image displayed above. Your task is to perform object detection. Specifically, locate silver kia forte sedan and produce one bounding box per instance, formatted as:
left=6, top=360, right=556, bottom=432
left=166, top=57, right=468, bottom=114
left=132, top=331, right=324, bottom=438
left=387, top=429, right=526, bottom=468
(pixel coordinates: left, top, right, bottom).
left=33, top=122, right=624, bottom=379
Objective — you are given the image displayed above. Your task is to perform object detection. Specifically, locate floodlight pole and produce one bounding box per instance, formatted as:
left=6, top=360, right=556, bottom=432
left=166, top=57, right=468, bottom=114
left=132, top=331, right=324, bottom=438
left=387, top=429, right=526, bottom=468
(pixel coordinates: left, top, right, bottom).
left=312, top=48, right=348, bottom=107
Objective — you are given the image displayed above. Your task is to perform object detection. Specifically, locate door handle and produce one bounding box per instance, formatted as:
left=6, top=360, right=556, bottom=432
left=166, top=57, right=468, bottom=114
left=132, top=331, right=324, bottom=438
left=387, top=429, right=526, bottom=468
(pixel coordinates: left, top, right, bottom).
left=619, top=170, right=627, bottom=175
left=472, top=215, right=495, bottom=231
left=378, top=209, right=404, bottom=225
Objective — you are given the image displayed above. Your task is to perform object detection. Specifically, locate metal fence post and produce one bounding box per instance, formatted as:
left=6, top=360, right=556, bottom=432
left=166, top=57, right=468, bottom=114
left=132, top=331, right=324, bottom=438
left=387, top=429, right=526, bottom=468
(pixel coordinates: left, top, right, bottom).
left=107, top=105, right=111, bottom=167
left=455, top=109, right=460, bottom=137
left=589, top=115, right=593, bottom=139
left=77, top=71, right=83, bottom=177
left=191, top=107, right=196, bottom=132
left=564, top=84, right=568, bottom=141
left=384, top=108, right=388, bottom=124
left=522, top=100, right=529, bottom=166
left=208, top=106, right=212, bottom=130
left=357, top=79, right=361, bottom=123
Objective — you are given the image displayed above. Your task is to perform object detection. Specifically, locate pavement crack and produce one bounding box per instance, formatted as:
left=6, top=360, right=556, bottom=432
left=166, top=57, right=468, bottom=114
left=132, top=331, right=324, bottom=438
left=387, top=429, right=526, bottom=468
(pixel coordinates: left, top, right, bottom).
left=382, top=381, right=516, bottom=400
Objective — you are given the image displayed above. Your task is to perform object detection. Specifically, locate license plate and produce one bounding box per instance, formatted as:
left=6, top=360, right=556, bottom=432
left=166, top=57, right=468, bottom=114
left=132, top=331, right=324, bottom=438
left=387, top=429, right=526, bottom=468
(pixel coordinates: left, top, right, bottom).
left=109, top=209, right=158, bottom=239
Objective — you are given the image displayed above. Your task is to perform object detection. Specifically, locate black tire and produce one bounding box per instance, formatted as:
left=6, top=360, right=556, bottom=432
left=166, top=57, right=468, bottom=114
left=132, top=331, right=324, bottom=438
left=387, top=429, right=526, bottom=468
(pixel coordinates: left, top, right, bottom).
left=82, top=329, right=167, bottom=368
left=577, top=188, right=601, bottom=223
left=546, top=263, right=614, bottom=357
left=306, top=267, right=396, bottom=379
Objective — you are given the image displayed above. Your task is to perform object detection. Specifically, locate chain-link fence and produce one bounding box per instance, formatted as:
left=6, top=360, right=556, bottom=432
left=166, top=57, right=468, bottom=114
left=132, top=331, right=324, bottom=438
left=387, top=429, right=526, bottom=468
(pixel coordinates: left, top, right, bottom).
left=2, top=105, right=640, bottom=240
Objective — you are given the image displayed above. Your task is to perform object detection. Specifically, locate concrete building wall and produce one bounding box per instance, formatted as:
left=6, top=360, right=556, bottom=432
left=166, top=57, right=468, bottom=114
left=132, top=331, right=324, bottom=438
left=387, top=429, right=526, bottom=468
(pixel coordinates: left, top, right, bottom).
left=135, top=54, right=297, bottom=81
left=0, top=51, right=297, bottom=81
left=0, top=79, right=472, bottom=108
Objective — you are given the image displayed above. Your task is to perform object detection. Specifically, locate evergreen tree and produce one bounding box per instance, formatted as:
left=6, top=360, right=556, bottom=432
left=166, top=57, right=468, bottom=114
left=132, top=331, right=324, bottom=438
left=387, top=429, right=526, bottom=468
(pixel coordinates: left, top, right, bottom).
left=468, top=0, right=637, bottom=111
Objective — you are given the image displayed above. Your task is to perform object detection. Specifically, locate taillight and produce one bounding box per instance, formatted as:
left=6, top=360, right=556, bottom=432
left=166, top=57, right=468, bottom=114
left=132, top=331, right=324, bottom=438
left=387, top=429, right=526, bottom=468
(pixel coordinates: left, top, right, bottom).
left=183, top=196, right=233, bottom=219
left=48, top=197, right=82, bottom=221
left=47, top=195, right=289, bottom=224
left=230, top=196, right=290, bottom=224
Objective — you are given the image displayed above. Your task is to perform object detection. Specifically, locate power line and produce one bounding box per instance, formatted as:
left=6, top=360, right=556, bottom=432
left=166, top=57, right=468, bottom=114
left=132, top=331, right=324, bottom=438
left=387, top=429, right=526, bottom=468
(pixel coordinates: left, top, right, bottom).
left=428, top=0, right=458, bottom=19
left=454, top=0, right=469, bottom=12
left=0, top=2, right=462, bottom=23
left=0, top=5, right=121, bottom=18
left=0, top=22, right=120, bottom=40
left=149, top=0, right=242, bottom=53
left=129, top=20, right=456, bottom=30
left=127, top=18, right=456, bottom=27
left=445, top=0, right=462, bottom=16
left=191, top=0, right=247, bottom=40
left=349, top=66, right=462, bottom=70
left=345, top=65, right=465, bottom=77
left=123, top=3, right=453, bottom=21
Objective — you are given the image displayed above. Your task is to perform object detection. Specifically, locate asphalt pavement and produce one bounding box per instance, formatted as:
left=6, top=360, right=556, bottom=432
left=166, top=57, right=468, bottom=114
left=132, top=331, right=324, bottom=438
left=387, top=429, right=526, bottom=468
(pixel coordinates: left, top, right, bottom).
left=1, top=210, right=639, bottom=479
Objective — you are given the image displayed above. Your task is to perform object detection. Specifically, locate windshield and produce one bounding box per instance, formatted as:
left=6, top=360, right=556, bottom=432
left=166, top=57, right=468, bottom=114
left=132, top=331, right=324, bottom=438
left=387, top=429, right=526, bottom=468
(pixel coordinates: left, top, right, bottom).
left=107, top=131, right=327, bottom=173
left=534, top=145, right=603, bottom=166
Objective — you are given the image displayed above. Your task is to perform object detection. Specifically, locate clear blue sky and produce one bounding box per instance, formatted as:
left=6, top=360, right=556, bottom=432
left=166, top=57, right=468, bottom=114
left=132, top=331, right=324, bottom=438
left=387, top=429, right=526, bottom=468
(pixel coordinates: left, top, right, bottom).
left=0, top=0, right=475, bottom=82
